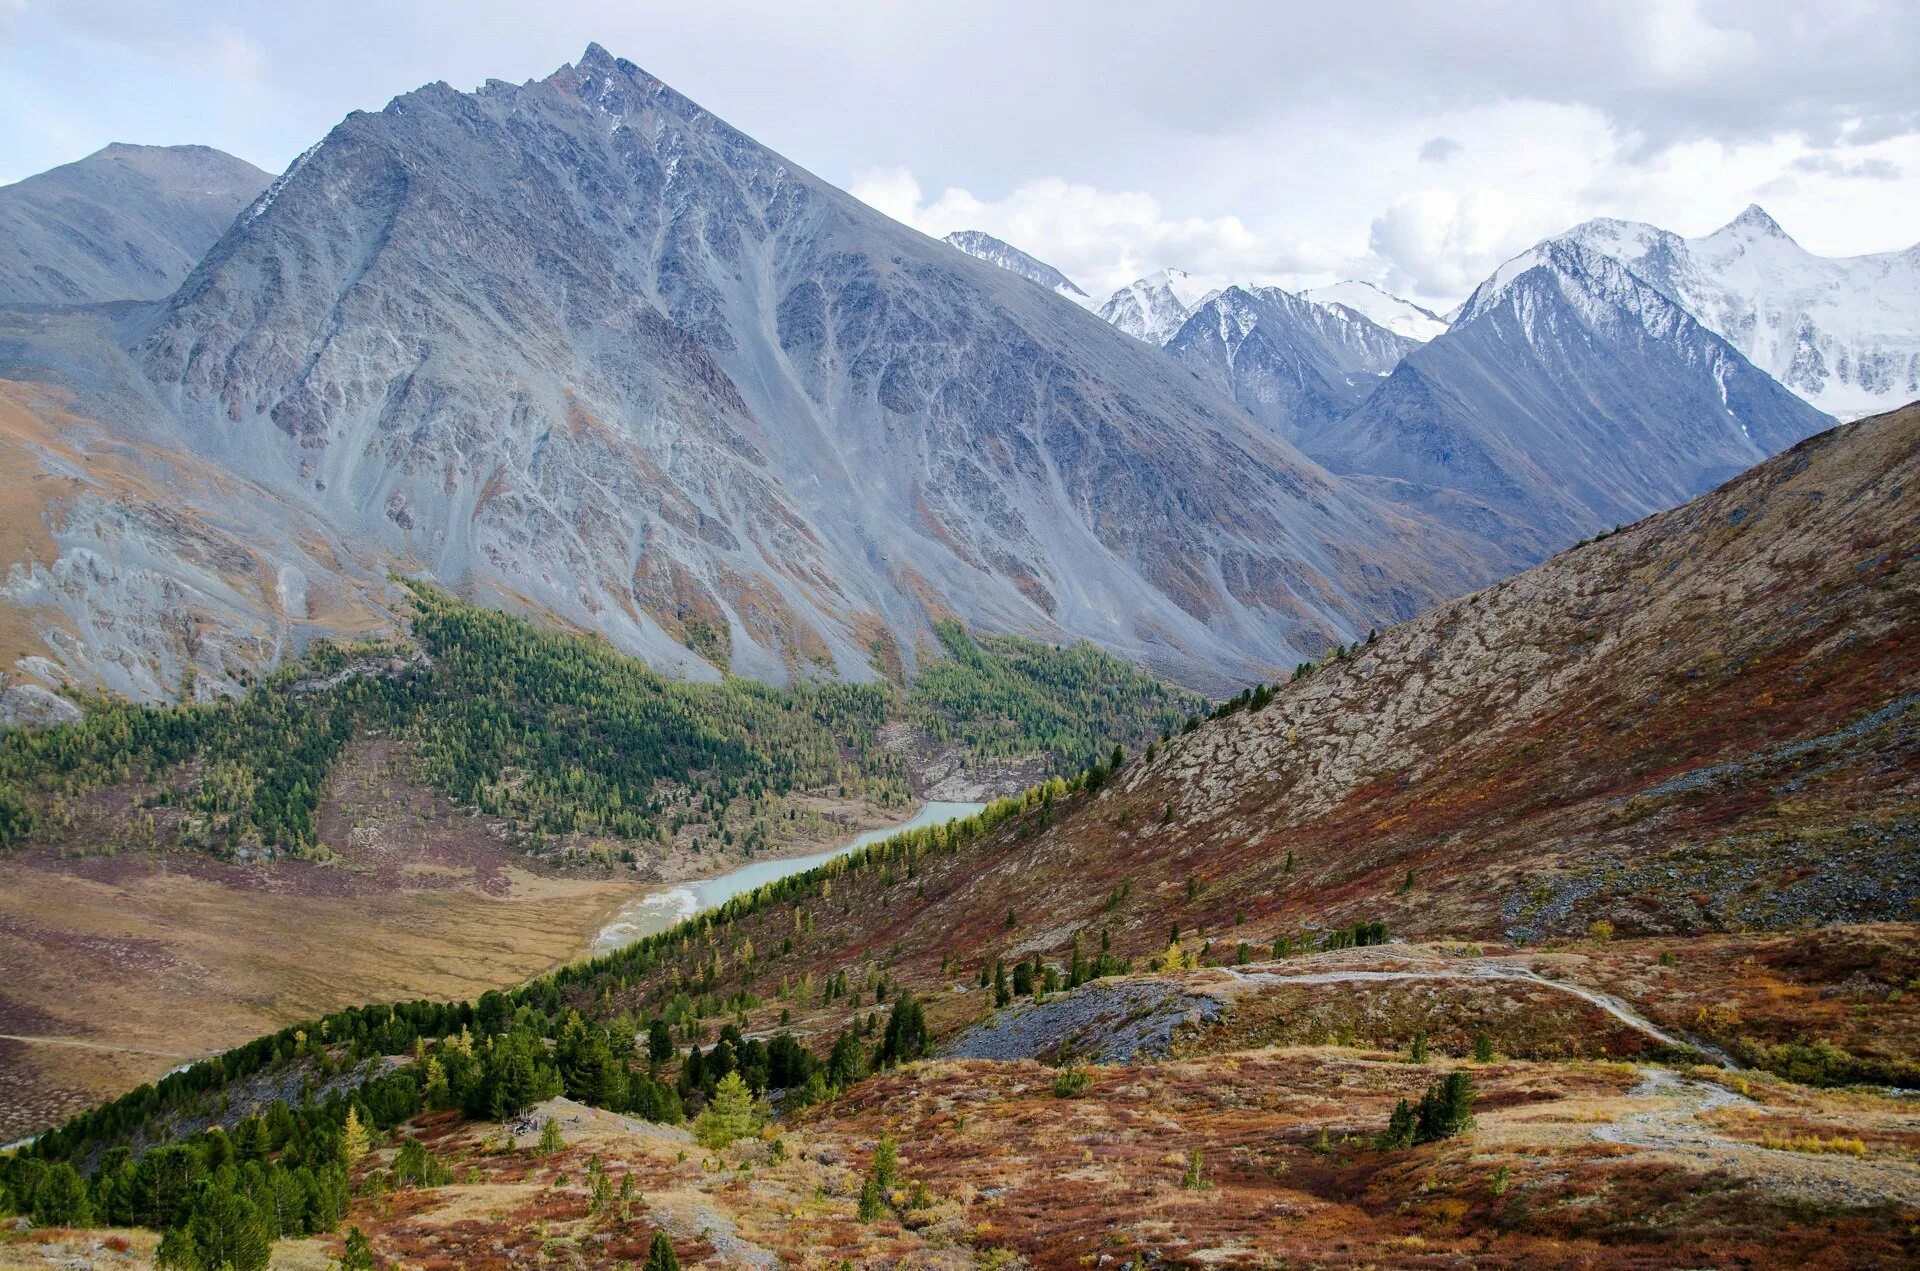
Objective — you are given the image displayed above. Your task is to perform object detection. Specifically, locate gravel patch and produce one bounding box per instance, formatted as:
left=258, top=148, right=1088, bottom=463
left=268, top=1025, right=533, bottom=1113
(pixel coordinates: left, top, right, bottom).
left=943, top=978, right=1222, bottom=1065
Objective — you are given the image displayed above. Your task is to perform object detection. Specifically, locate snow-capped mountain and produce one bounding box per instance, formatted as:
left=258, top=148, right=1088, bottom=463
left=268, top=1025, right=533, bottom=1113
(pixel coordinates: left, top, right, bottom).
left=1302, top=280, right=1448, bottom=342
left=1165, top=285, right=1417, bottom=441
left=1555, top=206, right=1920, bottom=419
left=19, top=43, right=1495, bottom=697
left=1315, top=238, right=1833, bottom=557
left=0, top=144, right=268, bottom=304
left=942, top=230, right=1092, bottom=306
left=1098, top=269, right=1223, bottom=343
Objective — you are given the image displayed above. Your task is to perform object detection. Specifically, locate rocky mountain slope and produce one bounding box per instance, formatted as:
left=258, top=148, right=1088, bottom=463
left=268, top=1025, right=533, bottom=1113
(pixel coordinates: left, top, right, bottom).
left=1315, top=238, right=1834, bottom=554
left=0, top=144, right=268, bottom=305
left=941, top=229, right=1091, bottom=305
left=1164, top=284, right=1417, bottom=440
left=1559, top=206, right=1920, bottom=420
left=4, top=44, right=1485, bottom=698
left=1304, top=279, right=1448, bottom=341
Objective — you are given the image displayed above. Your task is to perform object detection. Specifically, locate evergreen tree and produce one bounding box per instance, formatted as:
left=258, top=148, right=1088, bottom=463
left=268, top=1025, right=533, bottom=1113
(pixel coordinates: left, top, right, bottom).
left=643, top=1229, right=681, bottom=1271
left=153, top=1226, right=202, bottom=1270
left=870, top=1135, right=899, bottom=1191
left=186, top=1183, right=273, bottom=1271
left=337, top=1225, right=378, bottom=1270
left=1375, top=1098, right=1417, bottom=1150
left=30, top=1161, right=89, bottom=1226
left=877, top=995, right=930, bottom=1068
left=1414, top=1071, right=1476, bottom=1143
left=647, top=1019, right=676, bottom=1074
left=856, top=1176, right=886, bottom=1222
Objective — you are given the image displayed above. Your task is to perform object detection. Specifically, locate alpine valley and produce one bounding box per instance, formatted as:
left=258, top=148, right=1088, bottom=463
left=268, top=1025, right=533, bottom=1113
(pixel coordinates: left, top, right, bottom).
left=0, top=36, right=1915, bottom=1271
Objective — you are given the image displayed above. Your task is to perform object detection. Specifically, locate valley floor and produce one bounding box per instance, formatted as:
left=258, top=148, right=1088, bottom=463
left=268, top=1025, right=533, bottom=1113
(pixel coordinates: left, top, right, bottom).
left=0, top=733, right=939, bottom=1143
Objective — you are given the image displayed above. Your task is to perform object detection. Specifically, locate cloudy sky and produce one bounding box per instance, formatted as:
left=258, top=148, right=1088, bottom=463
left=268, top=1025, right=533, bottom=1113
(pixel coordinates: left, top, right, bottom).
left=4, top=0, right=1917, bottom=309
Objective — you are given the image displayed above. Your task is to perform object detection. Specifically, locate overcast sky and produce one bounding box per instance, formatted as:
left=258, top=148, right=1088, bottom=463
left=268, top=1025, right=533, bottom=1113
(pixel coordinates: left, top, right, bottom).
left=4, top=0, right=1917, bottom=309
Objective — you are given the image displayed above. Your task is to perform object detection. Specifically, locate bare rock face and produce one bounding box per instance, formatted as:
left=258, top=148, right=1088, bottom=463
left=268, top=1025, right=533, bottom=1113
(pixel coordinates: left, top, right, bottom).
left=125, top=45, right=1491, bottom=690
left=1317, top=239, right=1834, bottom=555
left=0, top=144, right=269, bottom=304
left=1165, top=285, right=1418, bottom=443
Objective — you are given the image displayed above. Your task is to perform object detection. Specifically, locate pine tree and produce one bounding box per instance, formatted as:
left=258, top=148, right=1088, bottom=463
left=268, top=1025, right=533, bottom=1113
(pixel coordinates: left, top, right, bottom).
left=335, top=1224, right=378, bottom=1270
left=186, top=1183, right=273, bottom=1271
left=871, top=1135, right=899, bottom=1191
left=643, top=1230, right=681, bottom=1271
left=857, top=1176, right=887, bottom=1221
left=1410, top=1031, right=1430, bottom=1063
left=1473, top=1032, right=1495, bottom=1063
left=1412, top=1071, right=1476, bottom=1144
left=154, top=1227, right=202, bottom=1271
left=1375, top=1098, right=1417, bottom=1150
left=878, top=994, right=930, bottom=1067
left=539, top=1116, right=565, bottom=1156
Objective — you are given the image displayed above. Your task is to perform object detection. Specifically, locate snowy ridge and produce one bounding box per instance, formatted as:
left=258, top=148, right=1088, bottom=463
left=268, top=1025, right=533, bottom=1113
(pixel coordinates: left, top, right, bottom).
left=1098, top=269, right=1226, bottom=343
left=1553, top=206, right=1920, bottom=419
left=1303, top=281, right=1448, bottom=342
left=942, top=230, right=1094, bottom=306
left=1163, top=284, right=1417, bottom=442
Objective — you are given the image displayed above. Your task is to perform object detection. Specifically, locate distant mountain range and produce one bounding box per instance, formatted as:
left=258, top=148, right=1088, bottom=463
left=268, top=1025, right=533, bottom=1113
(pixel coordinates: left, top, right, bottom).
left=1302, top=280, right=1448, bottom=342
left=1317, top=238, right=1832, bottom=553
left=0, top=44, right=1906, bottom=712
left=1163, top=285, right=1416, bottom=442
left=0, top=143, right=268, bottom=304
left=1553, top=206, right=1920, bottom=420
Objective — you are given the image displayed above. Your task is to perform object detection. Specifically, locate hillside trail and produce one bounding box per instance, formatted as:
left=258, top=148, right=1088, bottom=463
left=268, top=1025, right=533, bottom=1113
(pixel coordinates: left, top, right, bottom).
left=0, top=1032, right=199, bottom=1059
left=1218, top=948, right=1920, bottom=1208
left=1592, top=1067, right=1920, bottom=1208
left=1218, top=945, right=1726, bottom=1061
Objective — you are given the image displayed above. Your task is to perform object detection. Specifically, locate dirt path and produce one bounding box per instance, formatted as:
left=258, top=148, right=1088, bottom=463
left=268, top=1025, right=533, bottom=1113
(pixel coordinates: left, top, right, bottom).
left=1220, top=947, right=1734, bottom=1064
left=0, top=1033, right=200, bottom=1059
left=1593, top=1067, right=1920, bottom=1209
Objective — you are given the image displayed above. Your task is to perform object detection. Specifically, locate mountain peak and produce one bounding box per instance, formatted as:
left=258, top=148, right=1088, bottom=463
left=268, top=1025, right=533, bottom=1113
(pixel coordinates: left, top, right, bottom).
left=1724, top=203, right=1789, bottom=239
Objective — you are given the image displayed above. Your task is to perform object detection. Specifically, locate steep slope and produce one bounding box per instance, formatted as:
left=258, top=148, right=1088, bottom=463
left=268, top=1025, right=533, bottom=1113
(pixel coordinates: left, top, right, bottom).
left=1097, top=267, right=1217, bottom=343
left=1165, top=284, right=1417, bottom=441
left=0, top=144, right=269, bottom=304
left=941, top=229, right=1092, bottom=305
left=1314, top=238, right=1833, bottom=554
left=12, top=414, right=1919, bottom=1267
left=116, top=44, right=1487, bottom=692
left=1304, top=279, right=1448, bottom=341
left=1562, top=206, right=1920, bottom=420
left=543, top=403, right=1916, bottom=1008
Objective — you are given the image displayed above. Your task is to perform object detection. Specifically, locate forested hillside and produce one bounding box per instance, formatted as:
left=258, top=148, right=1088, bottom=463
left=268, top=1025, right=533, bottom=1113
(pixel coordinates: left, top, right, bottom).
left=0, top=584, right=1199, bottom=866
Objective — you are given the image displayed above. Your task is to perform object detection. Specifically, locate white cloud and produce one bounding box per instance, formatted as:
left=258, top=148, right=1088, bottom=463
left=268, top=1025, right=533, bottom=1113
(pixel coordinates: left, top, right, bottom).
left=3, top=1, right=1917, bottom=310
left=852, top=168, right=1342, bottom=299
left=1366, top=189, right=1578, bottom=303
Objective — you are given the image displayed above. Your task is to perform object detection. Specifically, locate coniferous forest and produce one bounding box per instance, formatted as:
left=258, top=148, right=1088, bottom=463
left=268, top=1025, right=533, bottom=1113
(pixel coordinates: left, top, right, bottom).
left=0, top=583, right=1199, bottom=863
